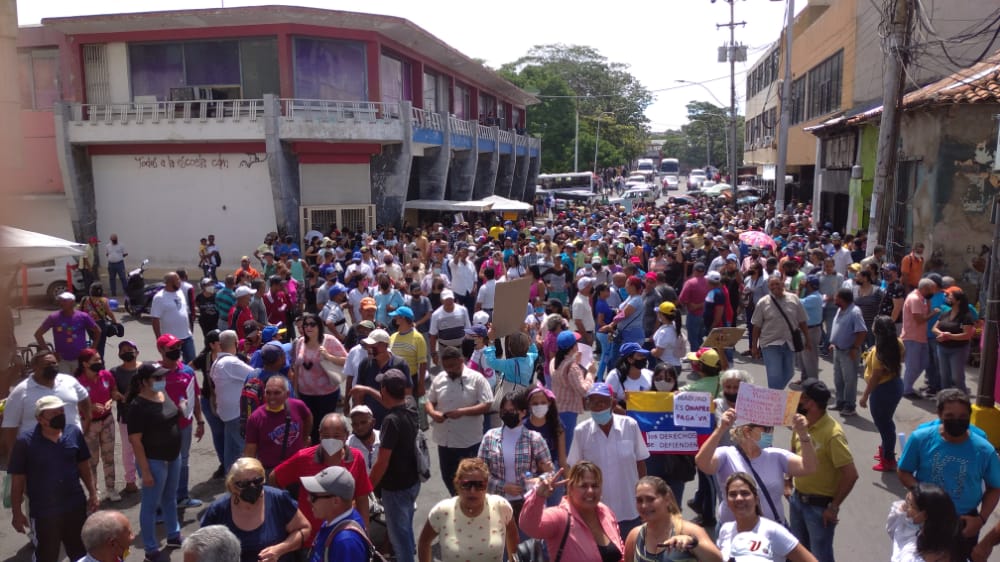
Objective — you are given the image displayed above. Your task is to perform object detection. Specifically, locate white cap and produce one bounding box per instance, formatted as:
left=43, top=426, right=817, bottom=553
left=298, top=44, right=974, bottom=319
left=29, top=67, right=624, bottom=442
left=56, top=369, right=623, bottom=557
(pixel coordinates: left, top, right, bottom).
left=57, top=292, right=75, bottom=301
left=361, top=329, right=391, bottom=346
left=440, top=289, right=455, bottom=300
left=472, top=310, right=490, bottom=326
left=706, top=271, right=722, bottom=283
left=234, top=286, right=257, bottom=298
left=349, top=404, right=374, bottom=417
left=577, top=277, right=594, bottom=291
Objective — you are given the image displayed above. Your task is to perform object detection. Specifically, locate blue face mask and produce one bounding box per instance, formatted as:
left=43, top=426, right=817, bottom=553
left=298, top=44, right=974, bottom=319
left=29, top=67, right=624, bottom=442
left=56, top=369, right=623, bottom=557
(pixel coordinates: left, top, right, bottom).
left=591, top=408, right=613, bottom=425
left=152, top=380, right=167, bottom=393
left=758, top=431, right=774, bottom=449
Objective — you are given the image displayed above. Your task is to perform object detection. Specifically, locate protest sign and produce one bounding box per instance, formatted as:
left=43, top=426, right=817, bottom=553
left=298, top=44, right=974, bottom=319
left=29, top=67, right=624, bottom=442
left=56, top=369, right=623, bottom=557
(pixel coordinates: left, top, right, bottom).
left=672, top=392, right=712, bottom=428
left=577, top=343, right=594, bottom=369
left=703, top=327, right=747, bottom=349
left=734, top=383, right=802, bottom=427
left=491, top=277, right=532, bottom=337
left=626, top=391, right=715, bottom=454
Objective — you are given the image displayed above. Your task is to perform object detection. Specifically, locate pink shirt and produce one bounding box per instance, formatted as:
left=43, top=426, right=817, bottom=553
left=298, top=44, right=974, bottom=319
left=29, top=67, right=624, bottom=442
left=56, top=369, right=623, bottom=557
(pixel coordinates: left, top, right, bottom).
left=519, top=491, right=624, bottom=562
left=78, top=370, right=116, bottom=420
left=900, top=290, right=929, bottom=343
left=551, top=359, right=592, bottom=414
left=678, top=276, right=709, bottom=314
left=293, top=334, right=348, bottom=396
left=164, top=363, right=199, bottom=429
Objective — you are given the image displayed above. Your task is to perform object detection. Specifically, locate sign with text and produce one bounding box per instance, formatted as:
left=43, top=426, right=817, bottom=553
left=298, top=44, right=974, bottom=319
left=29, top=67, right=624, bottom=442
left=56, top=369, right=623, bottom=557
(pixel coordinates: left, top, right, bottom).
left=735, top=384, right=801, bottom=427
left=491, top=277, right=532, bottom=338
left=703, top=327, right=747, bottom=349
left=626, top=391, right=715, bottom=455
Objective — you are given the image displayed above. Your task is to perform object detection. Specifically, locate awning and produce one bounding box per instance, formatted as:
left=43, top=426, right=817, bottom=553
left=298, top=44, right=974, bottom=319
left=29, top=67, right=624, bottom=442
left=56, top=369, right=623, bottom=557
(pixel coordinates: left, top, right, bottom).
left=403, top=199, right=495, bottom=212
left=481, top=195, right=532, bottom=212
left=0, top=226, right=85, bottom=266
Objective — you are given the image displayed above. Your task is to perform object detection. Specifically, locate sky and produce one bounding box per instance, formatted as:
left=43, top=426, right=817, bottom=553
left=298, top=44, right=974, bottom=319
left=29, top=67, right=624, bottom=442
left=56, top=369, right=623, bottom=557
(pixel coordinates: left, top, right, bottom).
left=17, top=0, right=803, bottom=132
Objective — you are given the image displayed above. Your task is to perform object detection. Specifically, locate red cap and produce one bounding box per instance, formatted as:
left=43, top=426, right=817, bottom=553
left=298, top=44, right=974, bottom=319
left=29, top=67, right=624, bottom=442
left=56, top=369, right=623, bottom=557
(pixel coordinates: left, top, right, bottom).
left=156, top=334, right=182, bottom=350
left=88, top=236, right=100, bottom=244
left=645, top=271, right=658, bottom=281
left=629, top=256, right=642, bottom=264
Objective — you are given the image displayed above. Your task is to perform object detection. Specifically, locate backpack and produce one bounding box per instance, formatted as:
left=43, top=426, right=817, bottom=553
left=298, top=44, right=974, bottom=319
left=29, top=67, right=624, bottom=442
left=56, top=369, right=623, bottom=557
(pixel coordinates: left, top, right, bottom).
left=317, top=518, right=388, bottom=562
left=415, top=429, right=431, bottom=483
left=239, top=368, right=265, bottom=437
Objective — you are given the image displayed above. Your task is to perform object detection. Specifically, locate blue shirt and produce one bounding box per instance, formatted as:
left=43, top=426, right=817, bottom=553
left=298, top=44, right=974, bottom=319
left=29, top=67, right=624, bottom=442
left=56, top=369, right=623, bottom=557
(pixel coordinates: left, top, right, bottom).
left=201, top=487, right=300, bottom=562
left=483, top=343, right=538, bottom=387
left=829, top=303, right=867, bottom=350
left=926, top=291, right=948, bottom=338
left=8, top=424, right=89, bottom=517
left=801, top=292, right=824, bottom=327
left=899, top=421, right=1000, bottom=514
left=309, top=509, right=368, bottom=562
left=595, top=299, right=614, bottom=328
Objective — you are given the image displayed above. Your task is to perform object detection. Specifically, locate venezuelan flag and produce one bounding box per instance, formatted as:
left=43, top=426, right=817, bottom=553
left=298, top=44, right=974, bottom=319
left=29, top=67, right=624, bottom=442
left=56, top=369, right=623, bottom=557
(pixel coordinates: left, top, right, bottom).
left=626, top=391, right=715, bottom=455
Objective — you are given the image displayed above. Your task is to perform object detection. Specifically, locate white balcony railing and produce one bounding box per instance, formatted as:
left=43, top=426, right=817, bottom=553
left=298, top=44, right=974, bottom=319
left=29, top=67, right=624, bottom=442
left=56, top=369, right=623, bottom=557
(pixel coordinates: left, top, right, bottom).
left=449, top=117, right=476, bottom=137
left=497, top=129, right=514, bottom=144
left=280, top=99, right=399, bottom=122
left=70, top=99, right=263, bottom=125
left=411, top=107, right=443, bottom=131
left=478, top=125, right=496, bottom=141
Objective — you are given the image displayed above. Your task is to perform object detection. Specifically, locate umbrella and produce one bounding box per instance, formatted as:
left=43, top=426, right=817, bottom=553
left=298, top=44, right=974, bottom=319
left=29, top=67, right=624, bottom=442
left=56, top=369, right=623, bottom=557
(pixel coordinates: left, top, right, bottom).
left=739, top=230, right=776, bottom=251
left=0, top=226, right=85, bottom=266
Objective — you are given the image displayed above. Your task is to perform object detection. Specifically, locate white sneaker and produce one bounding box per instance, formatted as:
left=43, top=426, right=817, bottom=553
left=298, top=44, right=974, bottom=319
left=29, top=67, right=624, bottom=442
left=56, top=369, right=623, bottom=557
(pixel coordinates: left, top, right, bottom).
left=107, top=489, right=122, bottom=502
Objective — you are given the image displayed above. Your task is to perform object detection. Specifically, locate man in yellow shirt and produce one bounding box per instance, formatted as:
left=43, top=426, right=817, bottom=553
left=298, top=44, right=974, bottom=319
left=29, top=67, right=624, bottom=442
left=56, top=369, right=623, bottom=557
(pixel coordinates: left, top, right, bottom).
left=388, top=306, right=427, bottom=398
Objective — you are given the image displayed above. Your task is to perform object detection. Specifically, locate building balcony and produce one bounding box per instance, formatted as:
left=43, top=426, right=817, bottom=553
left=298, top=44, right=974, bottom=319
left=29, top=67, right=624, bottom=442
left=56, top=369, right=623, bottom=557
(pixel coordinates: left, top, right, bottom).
left=64, top=97, right=540, bottom=157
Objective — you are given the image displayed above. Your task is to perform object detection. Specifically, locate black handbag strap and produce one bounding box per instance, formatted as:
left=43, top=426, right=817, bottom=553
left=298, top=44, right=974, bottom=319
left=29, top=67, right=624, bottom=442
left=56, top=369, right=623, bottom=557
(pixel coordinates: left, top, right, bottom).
left=736, top=445, right=783, bottom=524
left=553, top=509, right=572, bottom=562
left=279, top=412, right=292, bottom=459
left=769, top=295, right=798, bottom=335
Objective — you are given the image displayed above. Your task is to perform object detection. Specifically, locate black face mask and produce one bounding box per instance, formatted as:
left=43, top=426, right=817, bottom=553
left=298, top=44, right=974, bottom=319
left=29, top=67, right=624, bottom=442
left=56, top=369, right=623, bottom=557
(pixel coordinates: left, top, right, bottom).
left=48, top=413, right=67, bottom=430
left=723, top=392, right=739, bottom=404
left=942, top=418, right=970, bottom=438
left=500, top=412, right=521, bottom=429
left=238, top=482, right=264, bottom=504
left=120, top=352, right=137, bottom=363
left=164, top=349, right=182, bottom=361
left=796, top=405, right=809, bottom=416
left=42, top=365, right=59, bottom=380
left=632, top=359, right=647, bottom=370
left=89, top=362, right=104, bottom=372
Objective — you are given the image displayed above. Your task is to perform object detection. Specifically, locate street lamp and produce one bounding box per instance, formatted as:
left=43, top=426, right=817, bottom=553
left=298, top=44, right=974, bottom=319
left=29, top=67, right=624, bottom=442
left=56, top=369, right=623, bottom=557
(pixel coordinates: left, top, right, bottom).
left=593, top=111, right=615, bottom=174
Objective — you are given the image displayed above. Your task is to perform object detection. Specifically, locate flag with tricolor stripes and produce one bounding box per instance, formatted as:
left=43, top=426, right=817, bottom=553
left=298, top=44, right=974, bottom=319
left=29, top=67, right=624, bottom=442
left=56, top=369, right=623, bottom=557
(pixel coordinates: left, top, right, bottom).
left=626, top=391, right=716, bottom=455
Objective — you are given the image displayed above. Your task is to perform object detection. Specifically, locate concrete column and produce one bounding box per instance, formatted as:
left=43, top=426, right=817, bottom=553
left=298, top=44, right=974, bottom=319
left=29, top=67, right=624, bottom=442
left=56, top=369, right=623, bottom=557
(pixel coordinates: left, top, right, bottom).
left=264, top=94, right=300, bottom=237
left=418, top=111, right=451, bottom=200
left=473, top=132, right=500, bottom=199
left=371, top=101, right=414, bottom=227
left=495, top=131, right=516, bottom=198
left=511, top=135, right=531, bottom=201
left=449, top=124, right=478, bottom=201
left=0, top=0, right=22, bottom=226
left=525, top=153, right=541, bottom=203
left=52, top=103, right=95, bottom=242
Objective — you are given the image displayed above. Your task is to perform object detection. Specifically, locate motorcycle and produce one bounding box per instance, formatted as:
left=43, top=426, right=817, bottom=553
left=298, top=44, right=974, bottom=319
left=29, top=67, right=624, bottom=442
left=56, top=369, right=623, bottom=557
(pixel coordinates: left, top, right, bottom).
left=124, top=259, right=163, bottom=317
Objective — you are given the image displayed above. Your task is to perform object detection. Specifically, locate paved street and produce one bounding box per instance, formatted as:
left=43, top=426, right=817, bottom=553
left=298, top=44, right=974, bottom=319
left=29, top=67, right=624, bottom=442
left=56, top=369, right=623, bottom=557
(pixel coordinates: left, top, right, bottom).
left=1, top=294, right=993, bottom=561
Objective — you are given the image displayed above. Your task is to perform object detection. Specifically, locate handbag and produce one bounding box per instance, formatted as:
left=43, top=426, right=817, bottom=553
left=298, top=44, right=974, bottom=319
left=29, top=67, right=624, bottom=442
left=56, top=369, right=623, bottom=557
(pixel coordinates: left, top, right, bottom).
left=492, top=360, right=529, bottom=413
left=517, top=507, right=571, bottom=562
left=736, top=445, right=786, bottom=526
left=770, top=295, right=804, bottom=352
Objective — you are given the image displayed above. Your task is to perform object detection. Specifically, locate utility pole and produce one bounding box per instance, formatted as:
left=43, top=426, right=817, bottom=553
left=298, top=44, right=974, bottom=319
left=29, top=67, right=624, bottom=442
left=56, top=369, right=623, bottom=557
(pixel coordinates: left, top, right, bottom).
left=774, top=0, right=795, bottom=213
left=574, top=109, right=579, bottom=172
left=866, top=0, right=911, bottom=256
left=977, top=194, right=999, bottom=408
left=717, top=0, right=745, bottom=207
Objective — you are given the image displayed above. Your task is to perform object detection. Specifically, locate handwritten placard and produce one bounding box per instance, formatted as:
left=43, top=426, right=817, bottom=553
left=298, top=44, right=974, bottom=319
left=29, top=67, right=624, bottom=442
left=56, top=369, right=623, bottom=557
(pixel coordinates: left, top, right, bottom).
left=672, top=392, right=712, bottom=428
left=735, top=384, right=802, bottom=427
left=647, top=430, right=700, bottom=452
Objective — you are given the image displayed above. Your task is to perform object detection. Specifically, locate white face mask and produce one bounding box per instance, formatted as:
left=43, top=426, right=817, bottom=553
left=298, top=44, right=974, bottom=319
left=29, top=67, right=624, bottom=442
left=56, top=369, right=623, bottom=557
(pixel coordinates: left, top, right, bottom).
left=530, top=404, right=549, bottom=419
left=654, top=380, right=675, bottom=392
left=321, top=438, right=344, bottom=456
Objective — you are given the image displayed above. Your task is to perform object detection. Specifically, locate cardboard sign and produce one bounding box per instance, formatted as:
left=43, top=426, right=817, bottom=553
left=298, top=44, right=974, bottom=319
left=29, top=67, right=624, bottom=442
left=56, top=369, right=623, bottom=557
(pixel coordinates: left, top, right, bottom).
left=672, top=392, right=713, bottom=428
left=735, top=383, right=801, bottom=427
left=491, top=276, right=532, bottom=338
left=626, top=391, right=716, bottom=455
left=703, top=327, right=747, bottom=349
left=577, top=343, right=594, bottom=369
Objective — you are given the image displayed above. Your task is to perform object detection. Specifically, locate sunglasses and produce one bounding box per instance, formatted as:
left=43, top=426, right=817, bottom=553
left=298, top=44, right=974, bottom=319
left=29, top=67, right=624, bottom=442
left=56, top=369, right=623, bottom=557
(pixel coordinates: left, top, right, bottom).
left=459, top=480, right=487, bottom=491
left=234, top=477, right=264, bottom=489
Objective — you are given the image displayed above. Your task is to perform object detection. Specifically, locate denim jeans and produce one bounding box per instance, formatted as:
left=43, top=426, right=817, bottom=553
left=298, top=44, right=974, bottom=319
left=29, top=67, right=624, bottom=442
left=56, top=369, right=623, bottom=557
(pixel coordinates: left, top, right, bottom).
left=178, top=425, right=193, bottom=501
left=137, top=456, right=181, bottom=553
left=937, top=344, right=971, bottom=394
left=686, top=314, right=705, bottom=351
left=761, top=343, right=795, bottom=389
left=902, top=341, right=929, bottom=394
left=832, top=349, right=858, bottom=410
left=180, top=337, right=196, bottom=364
left=595, top=331, right=612, bottom=382
left=201, top=396, right=225, bottom=467
left=382, top=482, right=420, bottom=562
left=107, top=261, right=127, bottom=296
left=222, top=417, right=244, bottom=473
left=870, top=377, right=903, bottom=462
left=438, top=445, right=479, bottom=496
left=925, top=339, right=941, bottom=392
left=799, top=326, right=822, bottom=381
left=559, top=412, right=578, bottom=455
left=789, top=492, right=836, bottom=562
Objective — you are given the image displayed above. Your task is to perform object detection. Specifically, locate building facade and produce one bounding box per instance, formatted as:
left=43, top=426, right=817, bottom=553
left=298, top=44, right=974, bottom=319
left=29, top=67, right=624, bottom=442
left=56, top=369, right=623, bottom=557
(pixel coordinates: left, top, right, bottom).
left=15, top=6, right=541, bottom=267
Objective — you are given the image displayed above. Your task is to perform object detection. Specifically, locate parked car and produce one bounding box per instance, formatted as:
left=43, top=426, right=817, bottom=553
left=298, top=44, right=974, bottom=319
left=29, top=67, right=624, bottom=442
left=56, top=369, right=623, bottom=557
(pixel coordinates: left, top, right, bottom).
left=661, top=175, right=680, bottom=191
left=610, top=187, right=656, bottom=205
left=8, top=256, right=85, bottom=303
left=687, top=170, right=707, bottom=189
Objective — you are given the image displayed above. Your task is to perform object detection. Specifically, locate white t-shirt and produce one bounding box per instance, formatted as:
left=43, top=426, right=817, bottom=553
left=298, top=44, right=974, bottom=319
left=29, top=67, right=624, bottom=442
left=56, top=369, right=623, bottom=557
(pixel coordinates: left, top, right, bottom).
left=429, top=305, right=471, bottom=346
left=717, top=518, right=799, bottom=561
left=105, top=242, right=126, bottom=264
left=342, top=344, right=367, bottom=379
left=572, top=294, right=595, bottom=332
left=712, top=446, right=792, bottom=524
left=652, top=324, right=682, bottom=367
left=347, top=430, right=381, bottom=473
left=210, top=353, right=254, bottom=422
left=0, top=374, right=89, bottom=434
left=150, top=288, right=193, bottom=339
left=477, top=280, right=496, bottom=309
left=605, top=368, right=653, bottom=398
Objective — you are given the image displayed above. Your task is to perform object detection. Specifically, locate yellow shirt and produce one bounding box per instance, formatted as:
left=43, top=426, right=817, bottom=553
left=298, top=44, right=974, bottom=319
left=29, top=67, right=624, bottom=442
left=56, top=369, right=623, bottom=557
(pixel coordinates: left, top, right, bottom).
left=389, top=329, right=428, bottom=375
left=863, top=339, right=904, bottom=386
left=489, top=226, right=505, bottom=240
left=792, top=413, right=854, bottom=497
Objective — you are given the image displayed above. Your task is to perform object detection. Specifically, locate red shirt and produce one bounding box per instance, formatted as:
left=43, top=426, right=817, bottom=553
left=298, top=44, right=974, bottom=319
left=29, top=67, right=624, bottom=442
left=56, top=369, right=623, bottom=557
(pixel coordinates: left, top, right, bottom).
left=263, top=291, right=292, bottom=325
left=228, top=305, right=254, bottom=338
left=77, top=369, right=116, bottom=420
left=164, top=363, right=199, bottom=430
left=270, top=445, right=373, bottom=545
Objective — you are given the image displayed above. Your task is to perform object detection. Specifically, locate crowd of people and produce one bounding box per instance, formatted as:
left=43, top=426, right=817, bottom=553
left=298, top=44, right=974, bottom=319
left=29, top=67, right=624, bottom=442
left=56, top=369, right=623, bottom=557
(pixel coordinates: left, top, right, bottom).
left=4, top=188, right=1000, bottom=562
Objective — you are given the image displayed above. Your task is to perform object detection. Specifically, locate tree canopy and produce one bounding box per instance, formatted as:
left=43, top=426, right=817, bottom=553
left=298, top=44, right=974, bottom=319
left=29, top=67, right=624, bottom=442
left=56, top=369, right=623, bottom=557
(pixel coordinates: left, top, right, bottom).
left=655, top=101, right=745, bottom=173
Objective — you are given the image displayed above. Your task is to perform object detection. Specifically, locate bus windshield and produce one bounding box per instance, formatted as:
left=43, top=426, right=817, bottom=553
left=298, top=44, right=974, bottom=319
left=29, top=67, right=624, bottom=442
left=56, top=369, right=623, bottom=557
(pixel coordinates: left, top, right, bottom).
left=659, top=158, right=679, bottom=175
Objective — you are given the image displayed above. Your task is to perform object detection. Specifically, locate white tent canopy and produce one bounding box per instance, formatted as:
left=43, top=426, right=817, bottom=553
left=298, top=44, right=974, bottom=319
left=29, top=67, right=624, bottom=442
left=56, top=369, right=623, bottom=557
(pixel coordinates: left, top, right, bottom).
left=0, top=226, right=85, bottom=266
left=481, top=195, right=532, bottom=212
left=403, top=199, right=495, bottom=212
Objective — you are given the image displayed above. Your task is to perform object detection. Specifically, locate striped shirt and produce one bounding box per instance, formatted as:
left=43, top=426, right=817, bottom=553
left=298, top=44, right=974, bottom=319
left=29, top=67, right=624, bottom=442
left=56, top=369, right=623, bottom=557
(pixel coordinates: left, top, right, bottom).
left=551, top=359, right=593, bottom=414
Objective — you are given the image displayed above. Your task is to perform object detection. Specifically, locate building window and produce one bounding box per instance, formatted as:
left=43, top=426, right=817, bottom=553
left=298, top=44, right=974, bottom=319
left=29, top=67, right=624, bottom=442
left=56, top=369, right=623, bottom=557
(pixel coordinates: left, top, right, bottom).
left=423, top=71, right=438, bottom=112
left=790, top=76, right=806, bottom=125
left=806, top=50, right=842, bottom=120
left=454, top=83, right=471, bottom=119
left=380, top=53, right=412, bottom=106
left=18, top=48, right=59, bottom=109
left=293, top=37, right=367, bottom=101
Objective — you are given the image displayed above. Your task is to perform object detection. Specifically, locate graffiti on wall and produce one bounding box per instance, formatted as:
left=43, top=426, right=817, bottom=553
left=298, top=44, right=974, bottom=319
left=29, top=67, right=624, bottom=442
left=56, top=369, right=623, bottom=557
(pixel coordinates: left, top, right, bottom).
left=133, top=153, right=268, bottom=171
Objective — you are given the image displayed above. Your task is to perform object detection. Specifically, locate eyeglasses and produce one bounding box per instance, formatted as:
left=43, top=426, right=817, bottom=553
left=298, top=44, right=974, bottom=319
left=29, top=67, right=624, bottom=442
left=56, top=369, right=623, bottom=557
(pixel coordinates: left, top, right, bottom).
left=309, top=493, right=334, bottom=503
left=459, top=480, right=487, bottom=491
left=234, top=477, right=264, bottom=489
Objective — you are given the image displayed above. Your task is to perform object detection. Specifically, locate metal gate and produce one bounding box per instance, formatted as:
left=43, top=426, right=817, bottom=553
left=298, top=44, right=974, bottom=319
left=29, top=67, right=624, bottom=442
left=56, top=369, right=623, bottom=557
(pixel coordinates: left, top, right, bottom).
left=300, top=205, right=376, bottom=239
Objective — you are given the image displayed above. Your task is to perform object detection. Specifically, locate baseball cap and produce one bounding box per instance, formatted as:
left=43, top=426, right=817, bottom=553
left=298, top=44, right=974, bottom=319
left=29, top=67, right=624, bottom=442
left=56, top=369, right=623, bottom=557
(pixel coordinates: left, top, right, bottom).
left=556, top=330, right=580, bottom=350
left=57, top=292, right=75, bottom=301
left=375, top=368, right=409, bottom=388
left=465, top=325, right=488, bottom=338
left=261, top=325, right=286, bottom=343
left=234, top=286, right=257, bottom=298
left=409, top=282, right=422, bottom=293
left=299, top=466, right=356, bottom=500
left=706, top=271, right=722, bottom=283
left=801, top=379, right=832, bottom=406
left=118, top=339, right=139, bottom=351
left=726, top=253, right=739, bottom=262
left=440, top=289, right=455, bottom=301
left=156, top=334, right=182, bottom=349
left=243, top=321, right=260, bottom=336
left=577, top=277, right=594, bottom=291
left=848, top=263, right=862, bottom=273
left=328, top=284, right=347, bottom=299
left=629, top=256, right=642, bottom=264
left=356, top=320, right=376, bottom=330
left=35, top=395, right=66, bottom=417
left=658, top=301, right=677, bottom=316
left=389, top=306, right=414, bottom=320
left=260, top=342, right=284, bottom=364
left=619, top=342, right=650, bottom=357
left=360, top=297, right=377, bottom=310
left=805, top=275, right=820, bottom=288
left=472, top=310, right=490, bottom=326
left=352, top=251, right=363, bottom=261
left=591, top=255, right=603, bottom=264
left=693, top=262, right=707, bottom=272
left=88, top=236, right=100, bottom=244
left=883, top=263, right=899, bottom=273
left=349, top=405, right=374, bottom=417
left=361, top=329, right=391, bottom=346
left=686, top=347, right=721, bottom=368
left=585, top=382, right=614, bottom=399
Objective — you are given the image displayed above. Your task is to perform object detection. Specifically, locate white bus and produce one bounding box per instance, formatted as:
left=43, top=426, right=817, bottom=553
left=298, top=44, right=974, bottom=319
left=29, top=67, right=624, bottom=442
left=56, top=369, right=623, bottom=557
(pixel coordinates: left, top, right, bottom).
left=537, top=172, right=596, bottom=192
left=659, top=158, right=680, bottom=175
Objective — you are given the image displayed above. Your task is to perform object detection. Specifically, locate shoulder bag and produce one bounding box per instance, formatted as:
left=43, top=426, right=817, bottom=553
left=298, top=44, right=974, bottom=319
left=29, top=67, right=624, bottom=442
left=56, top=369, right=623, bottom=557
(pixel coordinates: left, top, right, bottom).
left=769, top=295, right=804, bottom=352
left=736, top=445, right=787, bottom=526
left=517, top=506, right=572, bottom=562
